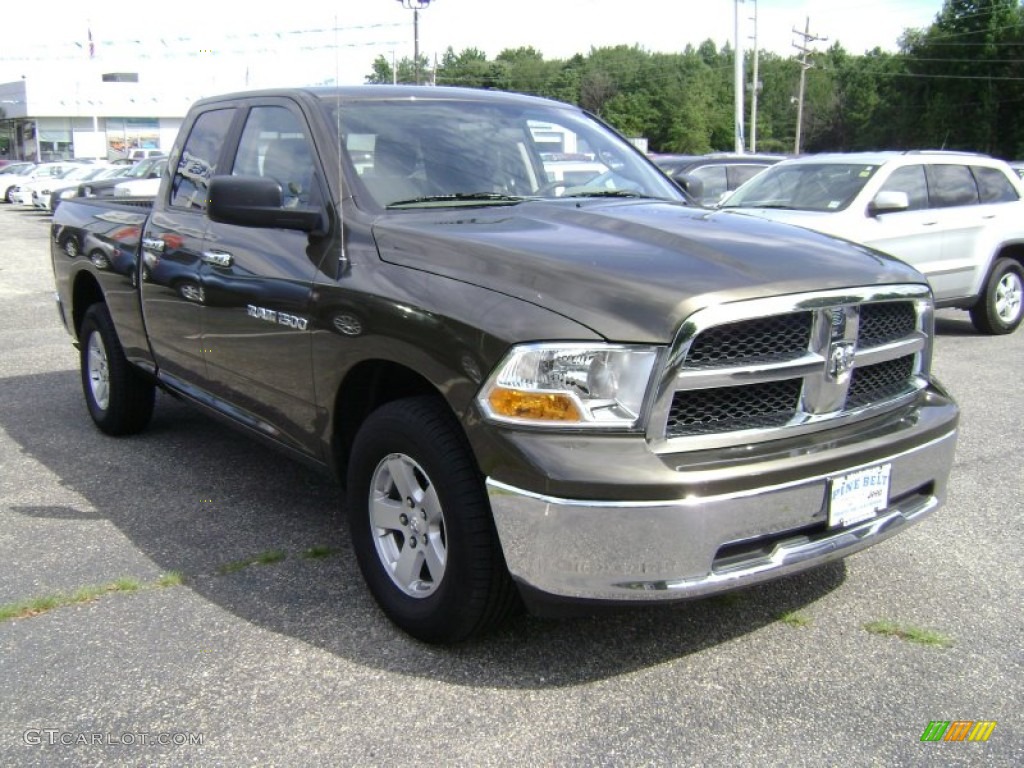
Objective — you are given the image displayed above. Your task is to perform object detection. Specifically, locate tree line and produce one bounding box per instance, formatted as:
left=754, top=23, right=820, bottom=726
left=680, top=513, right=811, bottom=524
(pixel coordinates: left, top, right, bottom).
left=366, top=0, right=1024, bottom=160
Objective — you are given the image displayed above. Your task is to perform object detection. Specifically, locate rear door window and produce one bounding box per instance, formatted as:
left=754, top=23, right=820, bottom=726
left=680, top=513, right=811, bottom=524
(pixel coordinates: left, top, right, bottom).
left=926, top=164, right=980, bottom=208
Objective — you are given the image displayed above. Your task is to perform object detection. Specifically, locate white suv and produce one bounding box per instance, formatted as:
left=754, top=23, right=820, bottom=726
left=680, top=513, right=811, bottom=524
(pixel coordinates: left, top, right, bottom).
left=720, top=151, right=1024, bottom=334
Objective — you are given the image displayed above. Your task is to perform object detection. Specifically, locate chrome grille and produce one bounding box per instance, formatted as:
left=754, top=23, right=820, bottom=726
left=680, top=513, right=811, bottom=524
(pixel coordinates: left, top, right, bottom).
left=649, top=286, right=932, bottom=450
left=666, top=380, right=802, bottom=437
left=684, top=313, right=812, bottom=368
left=858, top=302, right=917, bottom=348
left=846, top=355, right=915, bottom=409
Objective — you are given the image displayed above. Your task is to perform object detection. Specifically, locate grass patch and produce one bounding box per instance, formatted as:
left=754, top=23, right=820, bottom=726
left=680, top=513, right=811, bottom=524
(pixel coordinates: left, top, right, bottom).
left=0, top=575, right=170, bottom=623
left=301, top=545, right=339, bottom=560
left=217, top=549, right=287, bottom=575
left=111, top=577, right=142, bottom=593
left=255, top=550, right=286, bottom=565
left=864, top=620, right=953, bottom=648
left=780, top=611, right=812, bottom=628
left=158, top=571, right=184, bottom=587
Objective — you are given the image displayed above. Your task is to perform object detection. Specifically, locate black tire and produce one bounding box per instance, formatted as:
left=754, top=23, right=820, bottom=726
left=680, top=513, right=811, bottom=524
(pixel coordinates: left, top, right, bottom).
left=346, top=396, right=519, bottom=643
left=79, top=303, right=155, bottom=435
left=969, top=258, right=1024, bottom=335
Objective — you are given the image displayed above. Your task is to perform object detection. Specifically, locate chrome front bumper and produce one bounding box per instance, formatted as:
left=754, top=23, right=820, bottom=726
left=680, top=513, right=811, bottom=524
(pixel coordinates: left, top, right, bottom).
left=486, top=426, right=957, bottom=603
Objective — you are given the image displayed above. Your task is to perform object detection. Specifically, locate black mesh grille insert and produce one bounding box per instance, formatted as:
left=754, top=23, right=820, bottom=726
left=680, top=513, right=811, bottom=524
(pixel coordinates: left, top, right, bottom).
left=846, top=355, right=916, bottom=409
left=858, top=302, right=917, bottom=348
left=684, top=313, right=812, bottom=369
left=666, top=379, right=802, bottom=436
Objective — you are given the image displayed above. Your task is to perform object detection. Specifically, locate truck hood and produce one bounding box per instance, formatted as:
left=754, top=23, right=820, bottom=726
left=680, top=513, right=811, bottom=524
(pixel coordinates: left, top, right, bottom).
left=371, top=199, right=926, bottom=343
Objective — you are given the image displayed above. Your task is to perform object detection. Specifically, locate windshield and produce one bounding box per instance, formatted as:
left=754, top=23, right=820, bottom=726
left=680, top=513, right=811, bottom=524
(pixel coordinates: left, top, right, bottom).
left=125, top=157, right=161, bottom=178
left=722, top=163, right=879, bottom=212
left=322, top=96, right=682, bottom=209
left=0, top=163, right=34, bottom=175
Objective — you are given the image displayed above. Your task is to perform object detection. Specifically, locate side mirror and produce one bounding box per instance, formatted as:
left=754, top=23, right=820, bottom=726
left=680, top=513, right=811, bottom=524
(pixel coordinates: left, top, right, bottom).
left=207, top=175, right=323, bottom=232
left=675, top=173, right=705, bottom=204
left=868, top=190, right=910, bottom=216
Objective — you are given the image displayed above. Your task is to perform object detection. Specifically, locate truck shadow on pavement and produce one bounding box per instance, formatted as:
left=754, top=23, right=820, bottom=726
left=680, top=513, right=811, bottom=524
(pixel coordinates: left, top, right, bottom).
left=2, top=369, right=846, bottom=689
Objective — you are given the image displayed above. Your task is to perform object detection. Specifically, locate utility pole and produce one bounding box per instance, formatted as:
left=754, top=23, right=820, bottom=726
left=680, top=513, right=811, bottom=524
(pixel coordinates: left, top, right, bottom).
left=734, top=0, right=745, bottom=153
left=749, top=0, right=760, bottom=153
left=792, top=16, right=826, bottom=155
left=396, top=0, right=435, bottom=85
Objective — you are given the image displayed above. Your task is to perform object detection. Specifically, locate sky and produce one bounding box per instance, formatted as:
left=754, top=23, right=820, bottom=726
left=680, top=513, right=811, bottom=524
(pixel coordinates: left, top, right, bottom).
left=1, top=0, right=947, bottom=91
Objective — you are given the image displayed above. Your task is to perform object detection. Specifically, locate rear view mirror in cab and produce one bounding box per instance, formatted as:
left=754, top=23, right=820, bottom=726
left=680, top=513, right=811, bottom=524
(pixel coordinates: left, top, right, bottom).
left=207, top=175, right=323, bottom=232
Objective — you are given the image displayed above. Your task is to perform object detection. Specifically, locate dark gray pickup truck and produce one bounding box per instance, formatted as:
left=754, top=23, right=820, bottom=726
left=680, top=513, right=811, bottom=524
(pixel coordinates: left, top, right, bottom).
left=51, top=86, right=959, bottom=642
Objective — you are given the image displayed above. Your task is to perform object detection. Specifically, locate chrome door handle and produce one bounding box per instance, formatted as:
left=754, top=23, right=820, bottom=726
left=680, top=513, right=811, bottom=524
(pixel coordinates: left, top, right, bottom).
left=141, top=237, right=165, bottom=253
left=202, top=250, right=233, bottom=267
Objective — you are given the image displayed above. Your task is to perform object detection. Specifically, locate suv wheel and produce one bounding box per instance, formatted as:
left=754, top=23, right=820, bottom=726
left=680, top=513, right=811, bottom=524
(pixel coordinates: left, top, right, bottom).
left=970, top=258, right=1024, bottom=335
left=346, top=396, right=519, bottom=643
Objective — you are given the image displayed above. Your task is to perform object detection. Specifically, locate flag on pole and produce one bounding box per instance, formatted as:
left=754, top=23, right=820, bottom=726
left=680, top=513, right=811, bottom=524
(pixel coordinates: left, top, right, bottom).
left=88, top=27, right=95, bottom=59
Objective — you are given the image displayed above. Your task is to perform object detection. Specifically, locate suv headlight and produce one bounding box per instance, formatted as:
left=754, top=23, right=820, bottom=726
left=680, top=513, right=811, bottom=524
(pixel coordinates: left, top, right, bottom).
left=478, top=343, right=660, bottom=428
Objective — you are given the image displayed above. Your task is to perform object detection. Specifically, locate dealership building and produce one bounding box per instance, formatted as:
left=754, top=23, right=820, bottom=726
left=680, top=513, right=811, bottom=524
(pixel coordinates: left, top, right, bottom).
left=0, top=72, right=202, bottom=163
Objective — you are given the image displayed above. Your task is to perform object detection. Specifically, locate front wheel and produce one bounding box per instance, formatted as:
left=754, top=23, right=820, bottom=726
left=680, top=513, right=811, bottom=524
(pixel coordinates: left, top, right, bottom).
left=970, top=258, right=1024, bottom=335
left=346, top=396, right=519, bottom=643
left=79, top=303, right=155, bottom=435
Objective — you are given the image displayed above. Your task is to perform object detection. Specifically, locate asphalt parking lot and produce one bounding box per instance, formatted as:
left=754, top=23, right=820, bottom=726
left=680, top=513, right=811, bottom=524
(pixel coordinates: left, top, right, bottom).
left=0, top=203, right=1020, bottom=767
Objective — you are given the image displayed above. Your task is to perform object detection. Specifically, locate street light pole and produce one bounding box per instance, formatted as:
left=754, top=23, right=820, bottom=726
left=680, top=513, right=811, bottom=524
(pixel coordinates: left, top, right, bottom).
left=396, top=0, right=434, bottom=85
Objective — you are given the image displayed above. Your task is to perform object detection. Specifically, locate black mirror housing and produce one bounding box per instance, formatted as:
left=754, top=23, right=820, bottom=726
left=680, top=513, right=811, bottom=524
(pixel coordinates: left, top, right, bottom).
left=207, top=175, right=322, bottom=232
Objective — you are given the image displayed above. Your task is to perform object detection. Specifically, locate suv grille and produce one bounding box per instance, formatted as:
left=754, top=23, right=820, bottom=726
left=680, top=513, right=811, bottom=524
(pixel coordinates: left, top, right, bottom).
left=654, top=289, right=931, bottom=446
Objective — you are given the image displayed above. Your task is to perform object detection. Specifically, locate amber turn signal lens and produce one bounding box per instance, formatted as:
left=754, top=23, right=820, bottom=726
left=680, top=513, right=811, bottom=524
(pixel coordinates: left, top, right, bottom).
left=487, top=389, right=582, bottom=422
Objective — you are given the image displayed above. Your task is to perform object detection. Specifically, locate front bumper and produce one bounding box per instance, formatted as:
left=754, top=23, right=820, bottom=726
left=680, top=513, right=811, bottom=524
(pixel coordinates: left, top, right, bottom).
left=485, top=389, right=958, bottom=604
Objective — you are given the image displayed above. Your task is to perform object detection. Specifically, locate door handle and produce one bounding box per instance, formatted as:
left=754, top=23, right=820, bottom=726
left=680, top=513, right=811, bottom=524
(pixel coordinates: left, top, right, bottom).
left=141, top=237, right=165, bottom=253
left=202, top=250, right=233, bottom=267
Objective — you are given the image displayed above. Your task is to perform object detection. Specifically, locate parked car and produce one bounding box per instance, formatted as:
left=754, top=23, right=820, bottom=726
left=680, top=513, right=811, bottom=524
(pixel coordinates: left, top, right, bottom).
left=0, top=161, right=35, bottom=176
left=112, top=159, right=168, bottom=197
left=720, top=151, right=1024, bottom=334
left=34, top=164, right=123, bottom=212
left=652, top=152, right=785, bottom=206
left=126, top=148, right=164, bottom=161
left=11, top=165, right=92, bottom=207
left=1, top=161, right=83, bottom=204
left=75, top=156, right=166, bottom=198
left=13, top=165, right=110, bottom=208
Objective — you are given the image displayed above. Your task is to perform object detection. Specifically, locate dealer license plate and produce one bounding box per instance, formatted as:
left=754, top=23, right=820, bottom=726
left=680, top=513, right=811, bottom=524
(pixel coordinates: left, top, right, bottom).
left=828, top=463, right=892, bottom=528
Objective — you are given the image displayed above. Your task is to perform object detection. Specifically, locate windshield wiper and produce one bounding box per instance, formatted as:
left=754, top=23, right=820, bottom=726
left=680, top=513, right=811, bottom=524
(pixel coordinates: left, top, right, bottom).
left=723, top=203, right=799, bottom=210
left=386, top=192, right=527, bottom=208
left=559, top=190, right=654, bottom=199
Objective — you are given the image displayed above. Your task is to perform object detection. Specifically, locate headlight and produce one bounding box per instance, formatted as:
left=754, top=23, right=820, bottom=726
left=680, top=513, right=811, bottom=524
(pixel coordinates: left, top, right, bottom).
left=478, top=343, right=660, bottom=428
left=59, top=189, right=77, bottom=199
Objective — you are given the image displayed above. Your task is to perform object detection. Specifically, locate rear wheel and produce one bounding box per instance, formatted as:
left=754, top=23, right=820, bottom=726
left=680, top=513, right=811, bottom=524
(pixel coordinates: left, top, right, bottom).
left=80, top=303, right=155, bottom=435
left=970, top=258, right=1024, bottom=335
left=346, top=396, right=519, bottom=643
